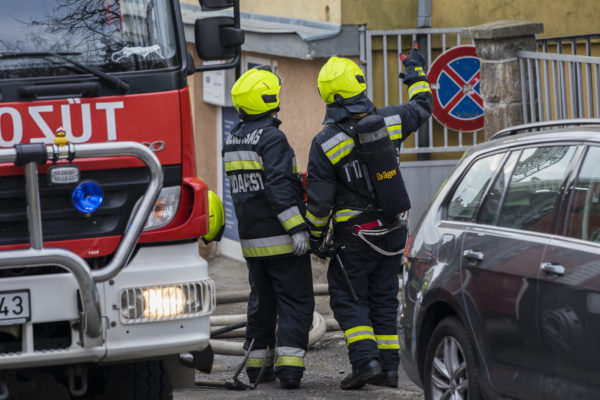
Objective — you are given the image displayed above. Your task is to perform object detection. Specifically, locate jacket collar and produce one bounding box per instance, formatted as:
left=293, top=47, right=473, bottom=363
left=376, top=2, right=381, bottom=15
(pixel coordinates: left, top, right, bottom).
left=322, top=92, right=375, bottom=124
left=230, top=114, right=281, bottom=137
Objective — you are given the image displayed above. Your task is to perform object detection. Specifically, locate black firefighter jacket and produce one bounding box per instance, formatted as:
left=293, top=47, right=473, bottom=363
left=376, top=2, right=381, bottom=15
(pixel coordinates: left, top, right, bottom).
left=223, top=114, right=308, bottom=258
left=306, top=84, right=433, bottom=239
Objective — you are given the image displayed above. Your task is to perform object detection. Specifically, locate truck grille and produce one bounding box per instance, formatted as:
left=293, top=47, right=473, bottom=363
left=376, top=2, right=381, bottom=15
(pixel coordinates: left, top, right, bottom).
left=0, top=165, right=180, bottom=246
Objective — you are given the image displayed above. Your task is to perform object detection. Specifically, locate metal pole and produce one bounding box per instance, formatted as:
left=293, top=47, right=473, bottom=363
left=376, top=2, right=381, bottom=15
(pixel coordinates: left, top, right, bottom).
left=24, top=162, right=43, bottom=250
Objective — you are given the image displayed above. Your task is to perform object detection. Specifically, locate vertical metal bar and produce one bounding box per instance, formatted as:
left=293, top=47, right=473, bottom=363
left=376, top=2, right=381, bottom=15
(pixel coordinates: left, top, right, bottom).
left=441, top=34, right=448, bottom=149
left=24, top=162, right=43, bottom=250
left=527, top=59, right=536, bottom=122
left=520, top=58, right=528, bottom=123
left=535, top=59, right=543, bottom=121
left=577, top=63, right=584, bottom=118
left=366, top=32, right=373, bottom=100
left=398, top=35, right=403, bottom=104
left=23, top=323, right=34, bottom=353
left=544, top=57, right=551, bottom=120
left=586, top=37, right=591, bottom=56
left=568, top=61, right=576, bottom=118
left=552, top=60, right=560, bottom=119
left=571, top=38, right=577, bottom=55
left=586, top=63, right=593, bottom=118
left=383, top=35, right=389, bottom=106
left=456, top=32, right=461, bottom=46
left=595, top=64, right=600, bottom=117
left=427, top=33, right=433, bottom=148
left=560, top=60, right=568, bottom=118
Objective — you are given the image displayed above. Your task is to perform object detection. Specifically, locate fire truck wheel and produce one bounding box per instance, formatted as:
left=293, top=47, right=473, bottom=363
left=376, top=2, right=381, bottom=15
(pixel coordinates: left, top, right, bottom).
left=88, top=360, right=173, bottom=400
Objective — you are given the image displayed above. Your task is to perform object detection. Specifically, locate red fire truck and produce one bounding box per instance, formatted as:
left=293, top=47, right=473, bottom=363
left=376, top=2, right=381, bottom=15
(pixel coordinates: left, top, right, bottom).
left=0, top=0, right=241, bottom=398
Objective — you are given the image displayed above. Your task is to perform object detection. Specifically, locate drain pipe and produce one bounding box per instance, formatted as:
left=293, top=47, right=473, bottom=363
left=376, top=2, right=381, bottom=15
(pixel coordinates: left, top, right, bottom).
left=418, top=0, right=431, bottom=28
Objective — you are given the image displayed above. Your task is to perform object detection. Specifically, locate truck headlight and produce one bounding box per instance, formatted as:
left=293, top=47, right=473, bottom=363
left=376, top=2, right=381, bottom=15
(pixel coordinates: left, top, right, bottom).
left=119, top=280, right=215, bottom=323
left=143, top=186, right=180, bottom=231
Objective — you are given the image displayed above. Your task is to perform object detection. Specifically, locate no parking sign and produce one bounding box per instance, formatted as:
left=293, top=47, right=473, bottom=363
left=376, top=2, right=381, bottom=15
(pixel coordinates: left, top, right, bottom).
left=428, top=45, right=484, bottom=132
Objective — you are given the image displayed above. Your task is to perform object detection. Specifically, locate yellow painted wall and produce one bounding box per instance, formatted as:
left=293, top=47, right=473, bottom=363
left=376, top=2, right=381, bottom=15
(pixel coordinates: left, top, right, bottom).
left=433, top=0, right=599, bottom=38
left=240, top=0, right=342, bottom=24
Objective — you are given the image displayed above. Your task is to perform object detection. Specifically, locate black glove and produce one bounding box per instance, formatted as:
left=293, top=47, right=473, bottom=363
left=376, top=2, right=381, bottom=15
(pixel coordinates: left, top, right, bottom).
left=309, top=235, right=329, bottom=259
left=399, top=45, right=427, bottom=86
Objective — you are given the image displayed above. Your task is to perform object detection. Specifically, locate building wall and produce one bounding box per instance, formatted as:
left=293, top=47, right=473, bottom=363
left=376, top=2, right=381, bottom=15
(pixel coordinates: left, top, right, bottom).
left=433, top=0, right=599, bottom=38
left=240, top=0, right=342, bottom=24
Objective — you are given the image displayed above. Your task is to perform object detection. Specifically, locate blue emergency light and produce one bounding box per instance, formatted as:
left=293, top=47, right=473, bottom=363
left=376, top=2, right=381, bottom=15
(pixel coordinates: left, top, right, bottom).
left=72, top=181, right=103, bottom=213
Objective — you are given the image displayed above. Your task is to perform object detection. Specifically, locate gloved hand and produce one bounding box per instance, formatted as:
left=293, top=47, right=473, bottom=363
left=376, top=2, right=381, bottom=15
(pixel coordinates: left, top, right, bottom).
left=291, top=231, right=310, bottom=256
left=309, top=235, right=329, bottom=259
left=399, top=44, right=427, bottom=86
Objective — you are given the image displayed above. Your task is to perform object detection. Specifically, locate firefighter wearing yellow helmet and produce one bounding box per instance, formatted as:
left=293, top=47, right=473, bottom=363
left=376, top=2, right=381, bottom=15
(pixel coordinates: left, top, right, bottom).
left=306, top=50, right=433, bottom=390
left=223, top=66, right=314, bottom=389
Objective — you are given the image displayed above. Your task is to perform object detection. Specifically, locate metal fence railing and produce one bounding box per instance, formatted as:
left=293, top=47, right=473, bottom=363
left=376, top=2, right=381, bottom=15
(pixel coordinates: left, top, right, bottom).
left=518, top=50, right=600, bottom=123
left=361, top=27, right=482, bottom=155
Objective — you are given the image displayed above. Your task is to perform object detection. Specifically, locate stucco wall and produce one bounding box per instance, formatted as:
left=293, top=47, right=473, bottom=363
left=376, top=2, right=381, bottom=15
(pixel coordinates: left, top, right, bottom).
left=433, top=0, right=599, bottom=38
left=239, top=0, right=342, bottom=24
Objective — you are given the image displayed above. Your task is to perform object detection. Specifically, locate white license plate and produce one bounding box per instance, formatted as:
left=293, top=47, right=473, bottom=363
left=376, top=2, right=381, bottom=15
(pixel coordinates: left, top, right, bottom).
left=0, top=290, right=31, bottom=324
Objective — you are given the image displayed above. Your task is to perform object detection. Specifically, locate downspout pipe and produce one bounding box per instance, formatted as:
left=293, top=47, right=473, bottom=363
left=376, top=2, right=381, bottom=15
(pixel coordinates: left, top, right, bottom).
left=418, top=0, right=431, bottom=28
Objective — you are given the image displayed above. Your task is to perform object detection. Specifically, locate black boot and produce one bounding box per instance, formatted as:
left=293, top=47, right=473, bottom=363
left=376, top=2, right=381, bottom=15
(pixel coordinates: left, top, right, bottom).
left=276, top=366, right=303, bottom=389
left=340, top=358, right=383, bottom=390
left=373, top=369, right=398, bottom=388
left=247, top=366, right=275, bottom=384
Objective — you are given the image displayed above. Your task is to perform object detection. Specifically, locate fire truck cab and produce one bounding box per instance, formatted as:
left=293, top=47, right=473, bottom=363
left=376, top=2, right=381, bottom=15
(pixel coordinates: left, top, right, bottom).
left=0, top=0, right=242, bottom=398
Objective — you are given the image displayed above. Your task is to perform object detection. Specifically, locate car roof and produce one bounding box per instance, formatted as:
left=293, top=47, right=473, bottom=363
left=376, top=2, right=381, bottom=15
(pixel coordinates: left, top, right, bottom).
left=464, top=119, right=600, bottom=158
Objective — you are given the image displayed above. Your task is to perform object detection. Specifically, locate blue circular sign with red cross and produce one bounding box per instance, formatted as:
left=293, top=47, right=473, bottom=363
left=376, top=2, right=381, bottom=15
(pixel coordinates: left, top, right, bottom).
left=428, top=45, right=483, bottom=132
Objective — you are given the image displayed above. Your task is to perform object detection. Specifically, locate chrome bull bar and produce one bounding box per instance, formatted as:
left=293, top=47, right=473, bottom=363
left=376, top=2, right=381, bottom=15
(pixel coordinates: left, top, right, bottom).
left=0, top=142, right=163, bottom=343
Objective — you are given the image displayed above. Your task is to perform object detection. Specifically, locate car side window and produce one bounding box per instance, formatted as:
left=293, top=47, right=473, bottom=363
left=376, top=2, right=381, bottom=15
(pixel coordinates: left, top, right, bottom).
left=478, top=151, right=520, bottom=225
left=447, top=153, right=504, bottom=221
left=565, top=146, right=600, bottom=242
left=497, top=146, right=576, bottom=233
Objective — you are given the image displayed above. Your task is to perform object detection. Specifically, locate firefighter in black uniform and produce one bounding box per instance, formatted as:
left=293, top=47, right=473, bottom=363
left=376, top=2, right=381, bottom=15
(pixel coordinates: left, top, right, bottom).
left=306, top=50, right=432, bottom=390
left=223, top=66, right=314, bottom=389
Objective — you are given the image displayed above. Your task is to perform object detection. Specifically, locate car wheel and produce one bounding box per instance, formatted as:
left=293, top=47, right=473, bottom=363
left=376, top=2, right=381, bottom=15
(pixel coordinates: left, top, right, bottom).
left=423, top=316, right=481, bottom=400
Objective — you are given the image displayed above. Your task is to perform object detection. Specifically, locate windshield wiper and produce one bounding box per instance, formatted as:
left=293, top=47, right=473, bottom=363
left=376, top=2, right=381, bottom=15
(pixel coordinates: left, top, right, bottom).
left=0, top=51, right=130, bottom=93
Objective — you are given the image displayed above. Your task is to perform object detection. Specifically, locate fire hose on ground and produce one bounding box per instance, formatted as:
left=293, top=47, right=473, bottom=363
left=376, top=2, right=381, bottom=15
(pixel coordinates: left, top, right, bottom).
left=208, top=283, right=339, bottom=356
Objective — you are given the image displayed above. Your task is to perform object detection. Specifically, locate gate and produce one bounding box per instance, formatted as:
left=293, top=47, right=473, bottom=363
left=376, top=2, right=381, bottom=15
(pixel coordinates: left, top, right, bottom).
left=360, top=27, right=484, bottom=156
left=519, top=34, right=600, bottom=123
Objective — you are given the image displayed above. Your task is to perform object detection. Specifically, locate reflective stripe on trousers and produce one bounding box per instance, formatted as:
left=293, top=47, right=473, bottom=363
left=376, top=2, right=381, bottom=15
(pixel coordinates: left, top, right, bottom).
left=246, top=347, right=275, bottom=368
left=375, top=334, right=400, bottom=350
left=275, top=346, right=306, bottom=368
left=344, top=325, right=376, bottom=347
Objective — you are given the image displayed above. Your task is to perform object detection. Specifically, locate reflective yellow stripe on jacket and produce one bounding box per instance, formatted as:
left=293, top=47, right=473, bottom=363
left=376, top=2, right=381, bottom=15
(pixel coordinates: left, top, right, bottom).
left=240, top=234, right=293, bottom=258
left=277, top=206, right=305, bottom=231
left=223, top=150, right=264, bottom=172
left=384, top=114, right=403, bottom=141
left=321, top=131, right=355, bottom=165
left=408, top=81, right=432, bottom=99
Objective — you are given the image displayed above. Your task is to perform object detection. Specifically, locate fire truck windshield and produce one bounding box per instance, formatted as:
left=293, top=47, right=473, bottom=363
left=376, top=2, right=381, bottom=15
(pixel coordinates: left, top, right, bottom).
left=0, top=0, right=179, bottom=79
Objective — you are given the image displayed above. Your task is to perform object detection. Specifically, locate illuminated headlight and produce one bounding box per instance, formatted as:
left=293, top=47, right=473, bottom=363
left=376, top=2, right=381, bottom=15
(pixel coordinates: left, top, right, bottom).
left=143, top=186, right=180, bottom=231
left=119, top=280, right=215, bottom=323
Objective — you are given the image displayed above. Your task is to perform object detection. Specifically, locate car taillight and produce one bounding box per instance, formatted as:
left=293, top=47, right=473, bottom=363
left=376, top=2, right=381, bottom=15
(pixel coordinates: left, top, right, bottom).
left=402, top=234, right=413, bottom=267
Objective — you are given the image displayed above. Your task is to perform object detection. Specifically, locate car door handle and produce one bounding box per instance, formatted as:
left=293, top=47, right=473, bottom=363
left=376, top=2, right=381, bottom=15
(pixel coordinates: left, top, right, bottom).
left=540, top=262, right=565, bottom=276
left=463, top=249, right=484, bottom=261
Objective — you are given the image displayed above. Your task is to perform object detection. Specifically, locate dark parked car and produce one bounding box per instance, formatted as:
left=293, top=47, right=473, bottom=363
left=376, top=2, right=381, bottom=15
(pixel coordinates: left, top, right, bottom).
left=400, top=119, right=600, bottom=400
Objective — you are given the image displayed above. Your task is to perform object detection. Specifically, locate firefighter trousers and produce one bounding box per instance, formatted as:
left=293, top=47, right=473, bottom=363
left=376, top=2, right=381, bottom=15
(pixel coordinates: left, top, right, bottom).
left=244, top=253, right=314, bottom=380
left=328, top=227, right=406, bottom=372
